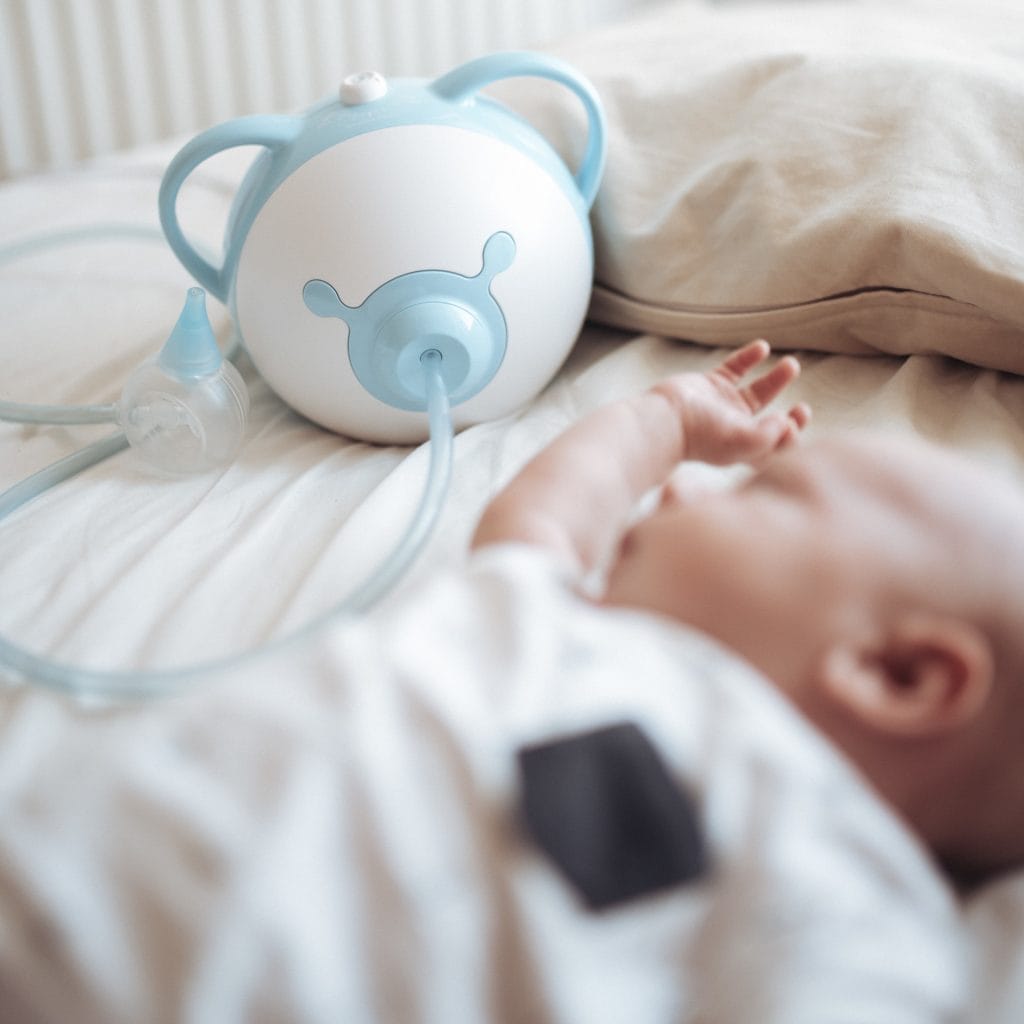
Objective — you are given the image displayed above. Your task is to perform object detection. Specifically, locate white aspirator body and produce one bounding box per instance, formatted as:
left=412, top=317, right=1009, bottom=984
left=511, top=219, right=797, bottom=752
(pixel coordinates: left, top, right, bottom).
left=0, top=53, right=605, bottom=700
left=160, top=53, right=607, bottom=443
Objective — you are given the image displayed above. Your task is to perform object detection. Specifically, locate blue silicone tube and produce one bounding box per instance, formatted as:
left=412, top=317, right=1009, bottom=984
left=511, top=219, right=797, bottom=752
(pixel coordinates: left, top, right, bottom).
left=0, top=352, right=453, bottom=699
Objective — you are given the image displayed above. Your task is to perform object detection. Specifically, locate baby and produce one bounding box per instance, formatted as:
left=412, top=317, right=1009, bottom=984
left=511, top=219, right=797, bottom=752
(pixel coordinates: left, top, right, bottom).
left=4, top=341, right=1011, bottom=1021
left=473, top=340, right=1024, bottom=885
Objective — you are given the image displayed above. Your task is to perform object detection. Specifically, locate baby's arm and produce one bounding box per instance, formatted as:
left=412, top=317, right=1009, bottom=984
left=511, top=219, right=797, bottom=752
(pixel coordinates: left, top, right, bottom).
left=471, top=340, right=809, bottom=572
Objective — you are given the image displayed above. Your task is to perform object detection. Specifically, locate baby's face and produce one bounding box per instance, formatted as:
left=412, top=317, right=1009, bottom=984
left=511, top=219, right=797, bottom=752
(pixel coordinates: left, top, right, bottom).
left=604, top=434, right=1024, bottom=877
left=601, top=435, right=964, bottom=692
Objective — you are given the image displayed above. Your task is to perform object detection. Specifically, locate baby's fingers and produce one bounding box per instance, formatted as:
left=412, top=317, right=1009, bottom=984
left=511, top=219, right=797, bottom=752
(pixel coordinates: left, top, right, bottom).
left=753, top=402, right=812, bottom=460
left=717, top=339, right=772, bottom=382
left=715, top=340, right=801, bottom=411
left=742, top=355, right=801, bottom=411
left=787, top=401, right=812, bottom=435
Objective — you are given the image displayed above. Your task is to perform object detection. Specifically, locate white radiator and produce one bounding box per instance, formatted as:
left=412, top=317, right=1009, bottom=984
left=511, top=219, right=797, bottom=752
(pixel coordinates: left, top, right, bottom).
left=0, top=0, right=654, bottom=180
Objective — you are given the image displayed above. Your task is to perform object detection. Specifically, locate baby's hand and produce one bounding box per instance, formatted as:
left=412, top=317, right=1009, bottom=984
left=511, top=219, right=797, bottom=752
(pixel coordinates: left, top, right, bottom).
left=653, top=340, right=810, bottom=466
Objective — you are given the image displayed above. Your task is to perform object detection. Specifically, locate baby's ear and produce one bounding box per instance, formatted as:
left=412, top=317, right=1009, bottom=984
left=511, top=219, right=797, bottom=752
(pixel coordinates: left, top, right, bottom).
left=818, top=616, right=994, bottom=737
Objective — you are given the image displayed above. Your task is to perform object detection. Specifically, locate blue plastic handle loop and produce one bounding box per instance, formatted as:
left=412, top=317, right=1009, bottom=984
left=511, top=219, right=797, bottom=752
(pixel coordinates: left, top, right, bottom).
left=158, top=115, right=302, bottom=301
left=431, top=51, right=607, bottom=211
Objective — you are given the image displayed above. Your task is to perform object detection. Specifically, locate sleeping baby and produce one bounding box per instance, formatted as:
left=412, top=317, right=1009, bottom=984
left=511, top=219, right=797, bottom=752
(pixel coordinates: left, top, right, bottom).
left=474, top=339, right=1024, bottom=887
left=4, top=342, right=1018, bottom=1021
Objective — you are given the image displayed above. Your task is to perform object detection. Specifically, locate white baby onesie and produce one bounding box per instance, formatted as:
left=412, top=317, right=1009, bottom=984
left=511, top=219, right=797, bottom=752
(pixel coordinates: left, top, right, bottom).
left=0, top=544, right=968, bottom=1024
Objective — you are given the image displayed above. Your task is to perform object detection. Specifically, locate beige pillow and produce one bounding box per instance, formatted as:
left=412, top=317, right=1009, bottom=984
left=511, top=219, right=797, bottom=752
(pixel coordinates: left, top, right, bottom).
left=503, top=0, right=1024, bottom=371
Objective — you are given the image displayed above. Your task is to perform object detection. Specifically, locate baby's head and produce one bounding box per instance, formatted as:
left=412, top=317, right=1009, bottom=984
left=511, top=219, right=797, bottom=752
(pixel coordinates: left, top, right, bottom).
left=602, top=432, right=1024, bottom=882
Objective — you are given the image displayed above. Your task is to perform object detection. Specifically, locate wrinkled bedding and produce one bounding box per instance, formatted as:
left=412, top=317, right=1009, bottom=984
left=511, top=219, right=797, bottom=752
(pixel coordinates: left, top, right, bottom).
left=3, top=140, right=1024, bottom=1022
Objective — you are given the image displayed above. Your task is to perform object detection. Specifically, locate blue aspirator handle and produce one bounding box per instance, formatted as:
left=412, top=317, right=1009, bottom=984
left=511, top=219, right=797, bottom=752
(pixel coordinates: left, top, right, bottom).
left=158, top=115, right=301, bottom=302
left=430, top=51, right=607, bottom=211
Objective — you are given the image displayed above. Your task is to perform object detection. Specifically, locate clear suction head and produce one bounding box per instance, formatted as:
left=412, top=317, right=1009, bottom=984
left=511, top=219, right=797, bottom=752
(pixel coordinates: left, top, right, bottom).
left=119, top=287, right=249, bottom=475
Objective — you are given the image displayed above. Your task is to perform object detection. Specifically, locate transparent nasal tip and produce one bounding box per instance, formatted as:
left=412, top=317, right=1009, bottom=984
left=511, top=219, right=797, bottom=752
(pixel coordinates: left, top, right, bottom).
left=181, top=286, right=206, bottom=325
left=159, top=286, right=223, bottom=379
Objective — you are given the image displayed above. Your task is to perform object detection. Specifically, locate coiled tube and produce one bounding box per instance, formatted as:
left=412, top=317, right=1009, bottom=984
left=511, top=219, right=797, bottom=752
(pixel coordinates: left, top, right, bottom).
left=0, top=351, right=454, bottom=700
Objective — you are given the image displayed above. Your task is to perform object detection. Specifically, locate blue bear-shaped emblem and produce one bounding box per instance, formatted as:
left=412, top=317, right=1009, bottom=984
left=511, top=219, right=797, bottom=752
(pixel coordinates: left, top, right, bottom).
left=303, top=231, right=516, bottom=411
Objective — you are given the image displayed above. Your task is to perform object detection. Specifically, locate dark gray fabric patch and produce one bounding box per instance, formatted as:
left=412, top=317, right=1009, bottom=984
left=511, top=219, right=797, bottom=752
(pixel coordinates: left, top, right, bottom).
left=517, top=721, right=708, bottom=910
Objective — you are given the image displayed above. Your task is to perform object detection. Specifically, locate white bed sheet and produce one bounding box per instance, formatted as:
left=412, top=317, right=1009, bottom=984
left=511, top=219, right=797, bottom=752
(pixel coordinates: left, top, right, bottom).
left=3, top=144, right=1024, bottom=1021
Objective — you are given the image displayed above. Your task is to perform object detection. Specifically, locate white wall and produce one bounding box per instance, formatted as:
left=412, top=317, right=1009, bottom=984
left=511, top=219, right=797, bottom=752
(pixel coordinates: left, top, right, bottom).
left=0, top=0, right=659, bottom=180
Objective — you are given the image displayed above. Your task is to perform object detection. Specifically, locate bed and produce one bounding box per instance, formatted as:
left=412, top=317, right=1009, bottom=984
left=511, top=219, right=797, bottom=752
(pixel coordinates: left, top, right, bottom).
left=2, top=0, right=1024, bottom=1020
